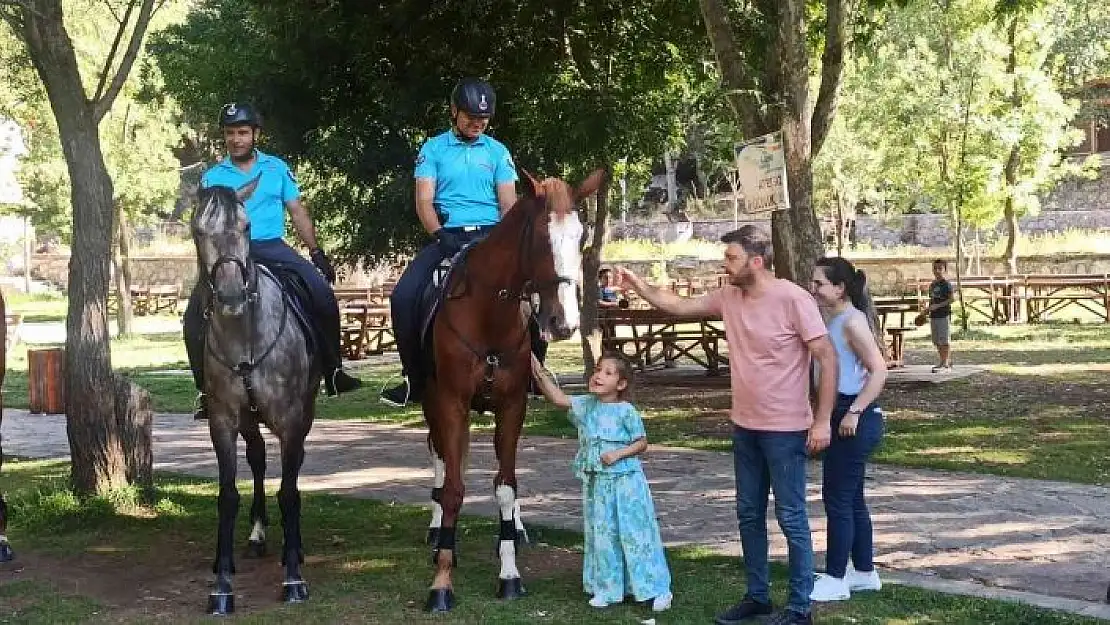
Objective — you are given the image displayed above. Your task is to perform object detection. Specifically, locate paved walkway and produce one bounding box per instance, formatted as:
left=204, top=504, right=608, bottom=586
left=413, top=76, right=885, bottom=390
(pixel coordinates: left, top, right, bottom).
left=4, top=408, right=1110, bottom=618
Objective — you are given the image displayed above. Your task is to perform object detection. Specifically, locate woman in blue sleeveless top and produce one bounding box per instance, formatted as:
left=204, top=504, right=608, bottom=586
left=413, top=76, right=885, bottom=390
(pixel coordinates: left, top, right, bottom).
left=808, top=257, right=888, bottom=603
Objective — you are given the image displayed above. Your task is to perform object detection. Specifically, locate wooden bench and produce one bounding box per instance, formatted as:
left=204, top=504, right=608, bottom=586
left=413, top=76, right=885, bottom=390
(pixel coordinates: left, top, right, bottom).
left=886, top=326, right=912, bottom=368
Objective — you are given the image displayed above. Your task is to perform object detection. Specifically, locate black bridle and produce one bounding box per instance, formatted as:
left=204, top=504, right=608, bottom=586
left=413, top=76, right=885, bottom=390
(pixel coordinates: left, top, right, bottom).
left=442, top=203, right=578, bottom=383
left=195, top=210, right=290, bottom=412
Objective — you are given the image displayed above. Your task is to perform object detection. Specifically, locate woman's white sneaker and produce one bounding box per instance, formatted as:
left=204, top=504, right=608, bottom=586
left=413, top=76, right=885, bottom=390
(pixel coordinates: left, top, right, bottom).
left=652, top=592, right=673, bottom=612
left=810, top=573, right=851, bottom=602
left=588, top=595, right=612, bottom=608
left=845, top=565, right=882, bottom=592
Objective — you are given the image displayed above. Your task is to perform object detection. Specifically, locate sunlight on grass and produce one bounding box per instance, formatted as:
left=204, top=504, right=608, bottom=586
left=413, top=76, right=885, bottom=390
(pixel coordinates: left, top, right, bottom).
left=339, top=558, right=398, bottom=572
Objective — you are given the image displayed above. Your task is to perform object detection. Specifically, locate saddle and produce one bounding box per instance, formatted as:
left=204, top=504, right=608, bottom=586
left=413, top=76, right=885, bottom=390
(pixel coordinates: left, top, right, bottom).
left=254, top=260, right=320, bottom=365
left=417, top=244, right=478, bottom=355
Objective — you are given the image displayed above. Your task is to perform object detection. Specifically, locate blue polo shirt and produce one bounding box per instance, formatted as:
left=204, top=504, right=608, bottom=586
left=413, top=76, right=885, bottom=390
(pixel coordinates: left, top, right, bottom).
left=414, top=130, right=517, bottom=227
left=201, top=150, right=300, bottom=241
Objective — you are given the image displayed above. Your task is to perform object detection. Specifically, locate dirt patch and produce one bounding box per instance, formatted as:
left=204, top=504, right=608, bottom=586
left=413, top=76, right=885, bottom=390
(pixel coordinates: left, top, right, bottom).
left=520, top=543, right=582, bottom=579
left=0, top=537, right=295, bottom=621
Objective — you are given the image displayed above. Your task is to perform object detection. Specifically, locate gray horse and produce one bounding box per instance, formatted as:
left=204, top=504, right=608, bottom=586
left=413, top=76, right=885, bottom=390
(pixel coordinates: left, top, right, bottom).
left=191, top=180, right=318, bottom=615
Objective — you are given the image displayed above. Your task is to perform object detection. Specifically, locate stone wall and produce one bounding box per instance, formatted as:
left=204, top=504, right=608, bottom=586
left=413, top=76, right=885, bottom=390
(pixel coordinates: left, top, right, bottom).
left=611, top=208, right=1110, bottom=248
left=613, top=160, right=1110, bottom=247
left=1042, top=158, right=1110, bottom=212
left=31, top=254, right=198, bottom=290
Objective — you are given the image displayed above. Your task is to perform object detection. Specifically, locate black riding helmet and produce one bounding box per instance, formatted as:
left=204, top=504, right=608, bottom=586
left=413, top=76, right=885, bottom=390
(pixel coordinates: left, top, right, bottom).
left=219, top=102, right=261, bottom=128
left=451, top=79, right=495, bottom=118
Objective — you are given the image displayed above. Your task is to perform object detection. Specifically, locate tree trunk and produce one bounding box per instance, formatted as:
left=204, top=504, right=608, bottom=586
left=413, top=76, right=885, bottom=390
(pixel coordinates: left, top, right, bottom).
left=579, top=178, right=611, bottom=377
left=699, top=0, right=841, bottom=284
left=113, top=372, right=153, bottom=500
left=113, top=201, right=135, bottom=338
left=20, top=2, right=127, bottom=495
left=1002, top=17, right=1021, bottom=276
left=21, top=215, right=33, bottom=294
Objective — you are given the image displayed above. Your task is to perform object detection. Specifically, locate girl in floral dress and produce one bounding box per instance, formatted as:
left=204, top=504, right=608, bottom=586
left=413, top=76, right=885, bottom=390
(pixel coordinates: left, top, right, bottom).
left=531, top=353, right=673, bottom=612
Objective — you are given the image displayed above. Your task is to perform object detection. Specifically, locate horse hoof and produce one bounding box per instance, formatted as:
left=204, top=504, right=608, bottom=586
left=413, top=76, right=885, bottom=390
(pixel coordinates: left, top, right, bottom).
left=207, top=592, right=235, bottom=615
left=425, top=587, right=455, bottom=612
left=246, top=540, right=267, bottom=558
left=497, top=577, right=527, bottom=600
left=426, top=527, right=439, bottom=546
left=0, top=542, right=13, bottom=563
left=283, top=580, right=309, bottom=603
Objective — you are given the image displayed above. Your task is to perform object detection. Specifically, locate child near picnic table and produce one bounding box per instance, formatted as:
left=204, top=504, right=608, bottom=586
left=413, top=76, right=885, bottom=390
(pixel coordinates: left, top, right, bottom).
left=530, top=352, right=673, bottom=612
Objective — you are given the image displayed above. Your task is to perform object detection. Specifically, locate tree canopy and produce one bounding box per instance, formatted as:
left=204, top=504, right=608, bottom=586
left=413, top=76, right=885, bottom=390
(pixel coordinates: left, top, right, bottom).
left=149, top=0, right=719, bottom=263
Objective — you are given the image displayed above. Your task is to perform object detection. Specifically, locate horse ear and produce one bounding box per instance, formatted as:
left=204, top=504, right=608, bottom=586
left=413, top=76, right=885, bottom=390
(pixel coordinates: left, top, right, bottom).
left=520, top=168, right=542, bottom=197
left=236, top=175, right=262, bottom=203
left=576, top=168, right=608, bottom=202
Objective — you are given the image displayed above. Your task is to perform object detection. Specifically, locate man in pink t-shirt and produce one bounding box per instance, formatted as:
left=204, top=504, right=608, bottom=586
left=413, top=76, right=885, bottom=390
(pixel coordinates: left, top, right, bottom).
left=617, top=225, right=836, bottom=625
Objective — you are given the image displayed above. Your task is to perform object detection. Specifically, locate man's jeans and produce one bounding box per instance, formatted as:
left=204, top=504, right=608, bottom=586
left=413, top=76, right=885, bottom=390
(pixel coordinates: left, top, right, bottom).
left=732, top=426, right=813, bottom=615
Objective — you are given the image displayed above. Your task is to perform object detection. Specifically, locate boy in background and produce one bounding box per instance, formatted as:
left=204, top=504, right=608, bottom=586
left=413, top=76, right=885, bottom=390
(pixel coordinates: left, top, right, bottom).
left=926, top=259, right=955, bottom=372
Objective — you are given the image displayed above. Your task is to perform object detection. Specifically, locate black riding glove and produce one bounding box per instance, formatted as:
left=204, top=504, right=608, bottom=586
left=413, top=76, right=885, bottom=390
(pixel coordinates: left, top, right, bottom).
left=310, top=248, right=337, bottom=284
left=435, top=228, right=462, bottom=257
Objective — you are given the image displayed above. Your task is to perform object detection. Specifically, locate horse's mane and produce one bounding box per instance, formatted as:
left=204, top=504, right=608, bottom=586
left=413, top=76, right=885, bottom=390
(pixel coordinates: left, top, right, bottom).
left=193, top=186, right=243, bottom=232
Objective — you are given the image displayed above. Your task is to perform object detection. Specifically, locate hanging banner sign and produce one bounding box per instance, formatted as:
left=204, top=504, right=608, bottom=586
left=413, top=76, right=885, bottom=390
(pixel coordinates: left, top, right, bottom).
left=734, top=131, right=790, bottom=213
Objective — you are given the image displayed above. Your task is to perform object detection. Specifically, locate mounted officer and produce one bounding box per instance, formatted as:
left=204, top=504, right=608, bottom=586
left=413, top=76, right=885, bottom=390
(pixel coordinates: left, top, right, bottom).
left=184, top=102, right=362, bottom=419
left=380, top=78, right=523, bottom=407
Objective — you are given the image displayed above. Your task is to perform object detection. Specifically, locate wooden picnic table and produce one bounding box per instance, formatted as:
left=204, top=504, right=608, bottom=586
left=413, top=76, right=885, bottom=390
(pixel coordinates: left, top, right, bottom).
left=873, top=296, right=923, bottom=368
left=340, top=301, right=394, bottom=359
left=108, top=284, right=182, bottom=316
left=1022, top=273, right=1110, bottom=323
left=599, top=307, right=727, bottom=375
left=906, top=273, right=1110, bottom=324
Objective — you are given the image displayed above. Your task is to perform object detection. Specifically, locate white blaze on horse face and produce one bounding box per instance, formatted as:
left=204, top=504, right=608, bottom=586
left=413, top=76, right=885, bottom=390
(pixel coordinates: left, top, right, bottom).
left=495, top=484, right=521, bottom=580
left=549, top=211, right=584, bottom=334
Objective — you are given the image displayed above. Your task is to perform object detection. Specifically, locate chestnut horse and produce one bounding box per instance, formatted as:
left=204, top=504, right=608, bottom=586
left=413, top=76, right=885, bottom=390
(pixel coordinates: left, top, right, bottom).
left=0, top=289, right=9, bottom=562
left=422, top=169, right=604, bottom=612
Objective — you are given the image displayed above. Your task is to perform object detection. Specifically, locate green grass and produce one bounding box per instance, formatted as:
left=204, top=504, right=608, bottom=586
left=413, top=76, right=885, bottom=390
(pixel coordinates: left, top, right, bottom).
left=4, top=291, right=69, bottom=323
left=0, top=458, right=1103, bottom=624
left=9, top=314, right=1110, bottom=484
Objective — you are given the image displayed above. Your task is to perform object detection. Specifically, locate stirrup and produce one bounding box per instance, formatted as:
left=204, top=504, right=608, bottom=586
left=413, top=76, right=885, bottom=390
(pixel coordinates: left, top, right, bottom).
left=378, top=376, right=410, bottom=407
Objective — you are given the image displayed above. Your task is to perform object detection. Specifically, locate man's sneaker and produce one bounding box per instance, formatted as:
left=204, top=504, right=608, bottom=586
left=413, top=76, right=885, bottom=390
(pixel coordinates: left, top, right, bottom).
left=931, top=363, right=952, bottom=373
left=767, top=610, right=813, bottom=625
left=714, top=597, right=773, bottom=624
left=651, top=592, right=673, bottom=612
left=846, top=563, right=882, bottom=592
left=810, top=573, right=850, bottom=602
left=325, top=369, right=363, bottom=396
left=379, top=380, right=410, bottom=407
left=192, top=393, right=208, bottom=421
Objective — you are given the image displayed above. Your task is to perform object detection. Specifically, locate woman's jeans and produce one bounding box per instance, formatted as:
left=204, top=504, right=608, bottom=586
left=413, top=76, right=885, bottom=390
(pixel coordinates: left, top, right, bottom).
left=822, top=393, right=884, bottom=578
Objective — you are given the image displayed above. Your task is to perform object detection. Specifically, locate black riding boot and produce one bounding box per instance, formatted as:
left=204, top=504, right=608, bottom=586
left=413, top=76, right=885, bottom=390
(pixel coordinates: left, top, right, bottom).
left=320, top=304, right=362, bottom=396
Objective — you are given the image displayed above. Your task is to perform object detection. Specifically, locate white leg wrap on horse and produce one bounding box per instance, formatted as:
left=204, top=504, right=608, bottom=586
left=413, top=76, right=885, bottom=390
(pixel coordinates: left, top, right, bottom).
left=513, top=500, right=529, bottom=542
left=0, top=534, right=7, bottom=543
left=498, top=540, right=520, bottom=580
left=429, top=455, right=446, bottom=529
left=495, top=485, right=520, bottom=579
left=248, top=520, right=265, bottom=543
